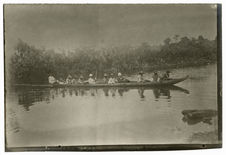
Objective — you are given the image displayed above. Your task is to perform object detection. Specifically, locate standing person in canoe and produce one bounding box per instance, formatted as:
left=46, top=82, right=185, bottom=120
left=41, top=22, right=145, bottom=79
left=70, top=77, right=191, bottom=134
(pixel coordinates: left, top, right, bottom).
left=152, top=71, right=160, bottom=82
left=108, top=73, right=117, bottom=84
left=117, top=72, right=130, bottom=83
left=88, top=74, right=96, bottom=84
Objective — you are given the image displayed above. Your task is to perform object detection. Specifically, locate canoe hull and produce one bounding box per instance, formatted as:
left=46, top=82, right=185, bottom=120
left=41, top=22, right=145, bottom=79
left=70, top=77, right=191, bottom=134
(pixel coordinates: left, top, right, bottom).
left=13, top=76, right=189, bottom=88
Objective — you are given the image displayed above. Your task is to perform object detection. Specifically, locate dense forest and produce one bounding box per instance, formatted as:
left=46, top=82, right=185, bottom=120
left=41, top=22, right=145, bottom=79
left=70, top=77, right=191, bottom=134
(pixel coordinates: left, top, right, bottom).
left=9, top=35, right=217, bottom=84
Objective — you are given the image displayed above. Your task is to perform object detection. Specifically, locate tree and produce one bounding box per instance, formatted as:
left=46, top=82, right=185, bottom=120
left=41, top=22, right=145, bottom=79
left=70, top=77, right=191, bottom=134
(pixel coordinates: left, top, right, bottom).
left=9, top=36, right=217, bottom=84
left=163, top=38, right=171, bottom=46
left=173, top=34, right=180, bottom=42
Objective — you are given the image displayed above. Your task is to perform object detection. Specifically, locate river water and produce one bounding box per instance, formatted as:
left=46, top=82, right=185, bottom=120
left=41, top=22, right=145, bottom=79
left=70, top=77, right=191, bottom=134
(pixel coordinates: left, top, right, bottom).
left=6, top=64, right=220, bottom=147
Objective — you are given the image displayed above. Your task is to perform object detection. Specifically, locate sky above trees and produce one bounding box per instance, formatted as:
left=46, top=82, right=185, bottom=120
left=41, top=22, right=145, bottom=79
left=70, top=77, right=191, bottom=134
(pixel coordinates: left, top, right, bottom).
left=5, top=4, right=217, bottom=54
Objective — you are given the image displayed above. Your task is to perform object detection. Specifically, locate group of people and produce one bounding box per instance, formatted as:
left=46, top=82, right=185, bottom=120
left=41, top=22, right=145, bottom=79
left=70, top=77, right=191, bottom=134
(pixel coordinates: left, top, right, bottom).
left=48, top=74, right=92, bottom=85
left=48, top=71, right=171, bottom=85
left=137, top=70, right=171, bottom=82
left=104, top=72, right=130, bottom=84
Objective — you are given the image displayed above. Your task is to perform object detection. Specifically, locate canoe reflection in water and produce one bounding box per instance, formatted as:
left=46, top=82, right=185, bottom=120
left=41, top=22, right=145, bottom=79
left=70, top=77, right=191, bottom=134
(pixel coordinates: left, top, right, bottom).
left=153, top=85, right=189, bottom=101
left=152, top=88, right=171, bottom=101
left=15, top=85, right=189, bottom=111
left=182, top=110, right=217, bottom=125
left=136, top=87, right=174, bottom=101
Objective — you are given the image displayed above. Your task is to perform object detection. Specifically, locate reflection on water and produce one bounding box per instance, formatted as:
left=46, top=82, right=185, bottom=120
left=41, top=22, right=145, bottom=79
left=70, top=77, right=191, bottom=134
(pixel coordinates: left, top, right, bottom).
left=7, top=109, right=20, bottom=133
left=17, top=89, right=51, bottom=111
left=6, top=64, right=219, bottom=147
left=138, top=88, right=145, bottom=99
left=182, top=110, right=217, bottom=125
left=15, top=86, right=189, bottom=111
left=152, top=88, right=171, bottom=101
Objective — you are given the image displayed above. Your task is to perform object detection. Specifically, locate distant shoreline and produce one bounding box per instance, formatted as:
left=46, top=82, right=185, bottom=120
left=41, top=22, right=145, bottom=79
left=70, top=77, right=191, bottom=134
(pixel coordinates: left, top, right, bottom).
left=9, top=36, right=217, bottom=84
left=127, top=61, right=217, bottom=75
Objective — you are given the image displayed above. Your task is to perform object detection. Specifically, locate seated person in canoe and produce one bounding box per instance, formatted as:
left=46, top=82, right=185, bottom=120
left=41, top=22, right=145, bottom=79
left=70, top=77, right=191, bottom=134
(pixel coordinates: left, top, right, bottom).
left=152, top=71, right=160, bottom=82
left=78, top=75, right=85, bottom=84
left=108, top=73, right=117, bottom=84
left=137, top=71, right=150, bottom=82
left=66, top=74, right=73, bottom=84
left=48, top=75, right=58, bottom=84
left=71, top=75, right=78, bottom=84
left=117, top=72, right=130, bottom=83
left=87, top=73, right=96, bottom=84
left=161, top=70, right=172, bottom=81
left=103, top=73, right=109, bottom=84
left=57, top=78, right=66, bottom=84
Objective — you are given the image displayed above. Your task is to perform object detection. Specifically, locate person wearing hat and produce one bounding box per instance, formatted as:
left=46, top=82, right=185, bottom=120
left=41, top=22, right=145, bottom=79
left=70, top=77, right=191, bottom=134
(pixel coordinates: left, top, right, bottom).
left=78, top=75, right=85, bottom=84
left=108, top=73, right=117, bottom=84
left=71, top=75, right=78, bottom=84
left=66, top=74, right=73, bottom=84
left=137, top=71, right=145, bottom=82
left=48, top=74, right=57, bottom=84
left=88, top=73, right=96, bottom=84
left=117, top=72, right=123, bottom=83
left=117, top=72, right=130, bottom=83
left=152, top=71, right=159, bottom=82
left=103, top=73, right=109, bottom=84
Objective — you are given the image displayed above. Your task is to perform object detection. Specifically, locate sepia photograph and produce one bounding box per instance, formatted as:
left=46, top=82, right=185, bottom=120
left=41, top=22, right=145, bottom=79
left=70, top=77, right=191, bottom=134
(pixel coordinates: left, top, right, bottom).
left=4, top=4, right=222, bottom=151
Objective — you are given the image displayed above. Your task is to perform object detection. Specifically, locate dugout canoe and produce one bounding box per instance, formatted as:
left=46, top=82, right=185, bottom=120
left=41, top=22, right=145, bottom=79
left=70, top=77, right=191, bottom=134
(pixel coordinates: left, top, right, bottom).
left=13, top=75, right=189, bottom=88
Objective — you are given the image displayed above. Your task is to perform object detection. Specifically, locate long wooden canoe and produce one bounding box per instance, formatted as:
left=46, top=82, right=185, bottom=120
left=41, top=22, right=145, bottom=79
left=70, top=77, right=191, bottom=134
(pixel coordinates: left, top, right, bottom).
left=14, top=75, right=189, bottom=88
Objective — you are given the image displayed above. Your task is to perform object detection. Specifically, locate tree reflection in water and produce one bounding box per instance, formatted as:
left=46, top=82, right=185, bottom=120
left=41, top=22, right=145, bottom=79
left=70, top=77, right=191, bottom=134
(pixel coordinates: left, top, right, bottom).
left=17, top=88, right=51, bottom=111
left=15, top=85, right=189, bottom=111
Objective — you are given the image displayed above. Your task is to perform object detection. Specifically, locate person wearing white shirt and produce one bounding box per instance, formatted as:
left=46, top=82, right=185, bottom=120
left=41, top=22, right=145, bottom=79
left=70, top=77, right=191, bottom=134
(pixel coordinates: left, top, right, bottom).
left=137, top=71, right=145, bottom=82
left=108, top=73, right=117, bottom=84
left=88, top=74, right=96, bottom=84
left=48, top=75, right=56, bottom=84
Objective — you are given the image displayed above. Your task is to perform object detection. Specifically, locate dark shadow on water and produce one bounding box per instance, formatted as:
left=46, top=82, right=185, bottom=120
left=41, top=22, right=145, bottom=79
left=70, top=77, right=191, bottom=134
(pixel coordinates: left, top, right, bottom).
left=152, top=88, right=171, bottom=102
left=13, top=85, right=189, bottom=111
left=182, top=109, right=217, bottom=125
left=17, top=88, right=51, bottom=111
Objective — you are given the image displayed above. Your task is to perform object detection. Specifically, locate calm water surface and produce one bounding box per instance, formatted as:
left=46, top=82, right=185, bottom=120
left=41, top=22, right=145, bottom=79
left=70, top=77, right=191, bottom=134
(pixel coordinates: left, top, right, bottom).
left=6, top=64, right=219, bottom=147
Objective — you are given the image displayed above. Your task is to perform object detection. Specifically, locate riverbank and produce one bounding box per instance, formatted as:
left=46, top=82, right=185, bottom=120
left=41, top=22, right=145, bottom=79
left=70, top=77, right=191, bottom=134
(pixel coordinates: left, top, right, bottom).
left=127, top=61, right=217, bottom=75
left=9, top=36, right=217, bottom=84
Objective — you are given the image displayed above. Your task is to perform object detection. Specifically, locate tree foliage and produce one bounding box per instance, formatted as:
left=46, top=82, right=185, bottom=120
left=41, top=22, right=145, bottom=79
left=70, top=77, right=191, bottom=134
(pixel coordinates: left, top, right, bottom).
left=9, top=35, right=217, bottom=84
